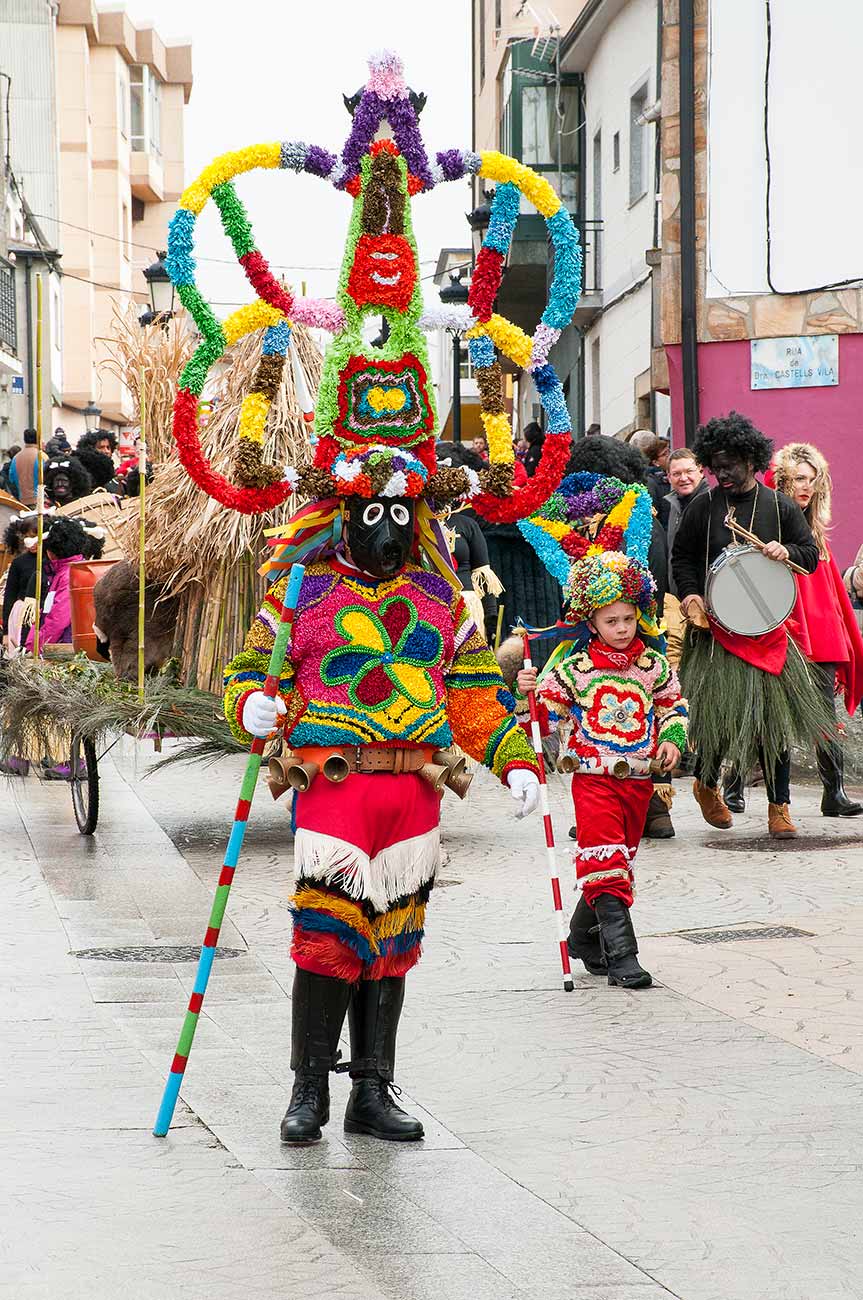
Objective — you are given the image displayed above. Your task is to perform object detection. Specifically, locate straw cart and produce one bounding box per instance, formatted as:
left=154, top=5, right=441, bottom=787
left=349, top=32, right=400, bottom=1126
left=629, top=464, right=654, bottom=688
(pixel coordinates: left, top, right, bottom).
left=0, top=304, right=321, bottom=833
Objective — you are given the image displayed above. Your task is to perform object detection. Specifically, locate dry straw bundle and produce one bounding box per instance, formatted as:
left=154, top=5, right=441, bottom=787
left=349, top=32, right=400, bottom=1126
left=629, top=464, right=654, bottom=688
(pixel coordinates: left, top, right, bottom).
left=102, top=303, right=322, bottom=693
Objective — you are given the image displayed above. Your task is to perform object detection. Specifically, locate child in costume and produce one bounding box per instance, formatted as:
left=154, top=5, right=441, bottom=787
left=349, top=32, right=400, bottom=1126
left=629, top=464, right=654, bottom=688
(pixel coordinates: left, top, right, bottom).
left=518, top=551, right=688, bottom=989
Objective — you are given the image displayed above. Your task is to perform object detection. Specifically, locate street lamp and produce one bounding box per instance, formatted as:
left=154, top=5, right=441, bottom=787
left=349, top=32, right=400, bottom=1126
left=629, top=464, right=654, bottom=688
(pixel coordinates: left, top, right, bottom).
left=467, top=190, right=494, bottom=262
left=142, top=251, right=174, bottom=322
left=83, top=400, right=102, bottom=434
left=439, top=272, right=470, bottom=445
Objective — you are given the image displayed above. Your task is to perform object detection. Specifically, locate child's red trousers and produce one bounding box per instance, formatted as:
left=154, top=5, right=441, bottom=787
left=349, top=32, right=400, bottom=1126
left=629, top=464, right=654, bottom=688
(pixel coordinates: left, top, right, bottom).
left=570, top=774, right=654, bottom=908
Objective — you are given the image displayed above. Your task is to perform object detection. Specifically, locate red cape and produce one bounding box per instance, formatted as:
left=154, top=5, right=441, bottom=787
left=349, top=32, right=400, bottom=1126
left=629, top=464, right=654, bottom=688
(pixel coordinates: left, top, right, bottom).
left=785, top=553, right=863, bottom=713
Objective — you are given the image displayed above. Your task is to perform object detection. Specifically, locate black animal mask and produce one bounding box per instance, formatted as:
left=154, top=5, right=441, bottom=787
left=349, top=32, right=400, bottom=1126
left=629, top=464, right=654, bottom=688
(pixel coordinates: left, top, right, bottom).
left=346, top=497, right=415, bottom=577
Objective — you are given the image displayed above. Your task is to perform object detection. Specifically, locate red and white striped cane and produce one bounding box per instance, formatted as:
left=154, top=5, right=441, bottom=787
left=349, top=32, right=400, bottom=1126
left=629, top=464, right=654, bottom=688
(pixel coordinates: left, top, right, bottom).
left=521, top=629, right=574, bottom=993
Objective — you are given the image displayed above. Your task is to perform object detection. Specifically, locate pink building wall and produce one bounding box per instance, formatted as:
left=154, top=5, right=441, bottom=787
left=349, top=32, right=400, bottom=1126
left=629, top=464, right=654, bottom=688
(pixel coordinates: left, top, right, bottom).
left=666, top=336, right=863, bottom=567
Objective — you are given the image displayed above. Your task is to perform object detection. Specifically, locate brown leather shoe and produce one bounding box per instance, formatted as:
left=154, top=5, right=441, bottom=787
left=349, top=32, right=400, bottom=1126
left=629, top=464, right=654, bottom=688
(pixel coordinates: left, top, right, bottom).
left=692, top=780, right=733, bottom=829
left=768, top=803, right=797, bottom=838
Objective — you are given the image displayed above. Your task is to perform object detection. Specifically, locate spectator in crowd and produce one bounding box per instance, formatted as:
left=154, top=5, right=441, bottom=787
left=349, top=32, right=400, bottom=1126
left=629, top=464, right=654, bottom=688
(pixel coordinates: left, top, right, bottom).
left=2, top=511, right=46, bottom=654
left=53, top=428, right=71, bottom=451
left=663, top=449, right=709, bottom=668
left=522, top=421, right=545, bottom=478
left=44, top=456, right=93, bottom=507
left=73, top=436, right=121, bottom=492
left=9, top=430, right=44, bottom=506
left=0, top=445, right=21, bottom=494
left=121, top=462, right=153, bottom=498
left=771, top=442, right=863, bottom=816
left=628, top=430, right=671, bottom=527
left=585, top=423, right=602, bottom=437
left=844, top=546, right=863, bottom=644
left=471, top=435, right=489, bottom=461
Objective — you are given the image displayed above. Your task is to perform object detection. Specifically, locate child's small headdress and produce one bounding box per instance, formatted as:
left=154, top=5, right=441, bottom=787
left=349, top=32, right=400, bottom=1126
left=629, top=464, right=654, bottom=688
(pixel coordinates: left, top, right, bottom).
left=564, top=550, right=658, bottom=637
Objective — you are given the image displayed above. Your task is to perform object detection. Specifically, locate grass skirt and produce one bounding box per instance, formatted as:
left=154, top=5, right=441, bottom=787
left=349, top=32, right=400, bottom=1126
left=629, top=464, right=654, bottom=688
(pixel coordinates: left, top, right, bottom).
left=680, top=629, right=834, bottom=776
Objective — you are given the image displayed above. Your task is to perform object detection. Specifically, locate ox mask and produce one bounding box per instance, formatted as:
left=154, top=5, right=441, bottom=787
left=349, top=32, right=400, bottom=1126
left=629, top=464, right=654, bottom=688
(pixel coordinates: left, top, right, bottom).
left=346, top=497, right=415, bottom=577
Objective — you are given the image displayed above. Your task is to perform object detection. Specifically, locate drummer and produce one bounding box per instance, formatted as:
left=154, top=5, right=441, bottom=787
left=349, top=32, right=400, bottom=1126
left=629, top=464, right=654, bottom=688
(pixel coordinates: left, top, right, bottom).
left=671, top=411, right=827, bottom=839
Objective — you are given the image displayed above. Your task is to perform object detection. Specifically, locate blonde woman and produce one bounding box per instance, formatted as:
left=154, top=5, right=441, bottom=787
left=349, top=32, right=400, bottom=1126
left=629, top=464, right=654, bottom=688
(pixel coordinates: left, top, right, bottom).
left=773, top=442, right=863, bottom=816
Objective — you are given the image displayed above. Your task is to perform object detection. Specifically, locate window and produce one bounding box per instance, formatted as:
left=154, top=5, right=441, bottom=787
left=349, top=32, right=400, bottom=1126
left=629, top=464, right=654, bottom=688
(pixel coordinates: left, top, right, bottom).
left=459, top=339, right=474, bottom=382
left=612, top=131, right=620, bottom=173
left=629, top=83, right=649, bottom=206
left=478, top=0, right=486, bottom=85
left=591, top=336, right=601, bottom=425
left=130, top=66, right=145, bottom=150
left=118, top=67, right=129, bottom=138
left=495, top=0, right=503, bottom=34
left=592, top=130, right=601, bottom=216
left=521, top=82, right=579, bottom=168
left=129, top=64, right=162, bottom=156
left=499, top=55, right=513, bottom=155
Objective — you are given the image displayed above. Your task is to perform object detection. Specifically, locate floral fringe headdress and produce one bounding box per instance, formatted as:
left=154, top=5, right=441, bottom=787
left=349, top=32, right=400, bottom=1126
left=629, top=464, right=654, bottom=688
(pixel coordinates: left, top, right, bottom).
left=164, top=50, right=584, bottom=542
left=564, top=550, right=659, bottom=638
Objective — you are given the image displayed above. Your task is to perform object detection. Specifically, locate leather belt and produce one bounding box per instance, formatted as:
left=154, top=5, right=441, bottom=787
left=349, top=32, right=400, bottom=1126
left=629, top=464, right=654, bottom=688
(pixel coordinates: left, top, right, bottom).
left=292, top=744, right=435, bottom=775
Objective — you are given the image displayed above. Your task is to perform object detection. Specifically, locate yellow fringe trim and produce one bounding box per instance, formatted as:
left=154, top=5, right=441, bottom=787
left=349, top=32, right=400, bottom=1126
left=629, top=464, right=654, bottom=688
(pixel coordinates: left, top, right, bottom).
left=223, top=298, right=288, bottom=346
left=237, top=390, right=271, bottom=445
left=471, top=564, right=504, bottom=598
left=468, top=314, right=533, bottom=369
left=181, top=142, right=281, bottom=214
left=479, top=150, right=562, bottom=218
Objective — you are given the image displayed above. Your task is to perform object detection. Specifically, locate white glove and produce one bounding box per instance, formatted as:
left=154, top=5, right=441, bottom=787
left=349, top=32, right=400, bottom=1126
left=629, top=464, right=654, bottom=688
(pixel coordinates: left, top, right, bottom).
left=507, top=769, right=540, bottom=819
left=242, top=691, right=287, bottom=739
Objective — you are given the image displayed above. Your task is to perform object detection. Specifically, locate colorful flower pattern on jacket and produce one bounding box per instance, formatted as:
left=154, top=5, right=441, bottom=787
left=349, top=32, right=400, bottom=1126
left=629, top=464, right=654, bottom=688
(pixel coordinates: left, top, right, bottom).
left=541, top=642, right=688, bottom=762
left=223, top=561, right=538, bottom=780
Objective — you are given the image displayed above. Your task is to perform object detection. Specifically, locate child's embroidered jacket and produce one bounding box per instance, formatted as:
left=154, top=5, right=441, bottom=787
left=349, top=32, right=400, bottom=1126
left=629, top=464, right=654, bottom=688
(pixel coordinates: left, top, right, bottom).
left=539, top=636, right=688, bottom=767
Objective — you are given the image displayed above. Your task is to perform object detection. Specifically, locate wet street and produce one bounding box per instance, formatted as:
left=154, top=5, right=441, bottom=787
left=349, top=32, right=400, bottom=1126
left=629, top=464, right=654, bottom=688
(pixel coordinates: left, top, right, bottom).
left=2, top=742, right=863, bottom=1300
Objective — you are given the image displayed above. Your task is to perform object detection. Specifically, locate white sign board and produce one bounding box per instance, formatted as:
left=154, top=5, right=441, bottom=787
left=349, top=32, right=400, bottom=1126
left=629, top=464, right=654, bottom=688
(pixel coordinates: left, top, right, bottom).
left=750, top=335, right=839, bottom=391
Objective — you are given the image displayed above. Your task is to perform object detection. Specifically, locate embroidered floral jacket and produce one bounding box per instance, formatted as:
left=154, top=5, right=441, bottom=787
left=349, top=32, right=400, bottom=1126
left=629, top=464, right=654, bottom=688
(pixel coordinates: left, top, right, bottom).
left=224, top=559, right=537, bottom=782
left=539, top=636, right=688, bottom=764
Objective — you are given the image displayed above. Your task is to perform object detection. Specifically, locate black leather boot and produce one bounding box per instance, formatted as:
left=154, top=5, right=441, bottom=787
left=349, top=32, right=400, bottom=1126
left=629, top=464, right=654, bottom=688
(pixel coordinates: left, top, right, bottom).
left=722, top=769, right=746, bottom=814
left=566, top=894, right=606, bottom=975
left=593, top=894, right=652, bottom=990
left=280, top=969, right=353, bottom=1144
left=343, top=978, right=424, bottom=1141
left=818, top=744, right=863, bottom=817
left=643, top=787, right=675, bottom=839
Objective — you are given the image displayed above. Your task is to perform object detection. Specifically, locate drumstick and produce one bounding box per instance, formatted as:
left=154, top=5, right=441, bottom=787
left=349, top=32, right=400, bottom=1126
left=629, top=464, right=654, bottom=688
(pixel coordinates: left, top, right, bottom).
left=723, top=510, right=808, bottom=575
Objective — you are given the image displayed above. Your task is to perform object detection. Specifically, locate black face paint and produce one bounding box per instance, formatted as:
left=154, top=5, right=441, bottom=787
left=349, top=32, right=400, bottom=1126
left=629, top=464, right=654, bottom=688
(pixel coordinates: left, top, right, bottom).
left=346, top=497, right=415, bottom=577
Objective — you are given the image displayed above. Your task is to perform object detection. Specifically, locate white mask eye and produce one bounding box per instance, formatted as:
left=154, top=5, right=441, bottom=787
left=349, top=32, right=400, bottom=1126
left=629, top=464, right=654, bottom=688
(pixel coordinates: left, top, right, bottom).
left=362, top=502, right=384, bottom=526
left=390, top=503, right=410, bottom=527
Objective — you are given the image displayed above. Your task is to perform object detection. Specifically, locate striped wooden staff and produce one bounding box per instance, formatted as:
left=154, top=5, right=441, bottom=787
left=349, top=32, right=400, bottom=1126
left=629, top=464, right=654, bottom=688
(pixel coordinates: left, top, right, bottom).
left=520, top=628, right=574, bottom=993
left=153, top=561, right=306, bottom=1136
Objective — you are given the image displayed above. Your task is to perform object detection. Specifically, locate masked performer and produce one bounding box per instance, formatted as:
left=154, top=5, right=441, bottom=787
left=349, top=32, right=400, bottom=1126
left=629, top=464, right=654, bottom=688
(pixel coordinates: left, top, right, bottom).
left=164, top=52, right=583, bottom=1144
left=671, top=413, right=829, bottom=839
left=771, top=442, right=863, bottom=816
left=518, top=552, right=687, bottom=989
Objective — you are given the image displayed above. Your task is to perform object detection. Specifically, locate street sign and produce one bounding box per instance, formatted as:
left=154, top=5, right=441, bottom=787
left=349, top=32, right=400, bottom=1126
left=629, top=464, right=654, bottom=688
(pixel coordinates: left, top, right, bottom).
left=11, top=376, right=24, bottom=394
left=751, top=335, right=839, bottom=391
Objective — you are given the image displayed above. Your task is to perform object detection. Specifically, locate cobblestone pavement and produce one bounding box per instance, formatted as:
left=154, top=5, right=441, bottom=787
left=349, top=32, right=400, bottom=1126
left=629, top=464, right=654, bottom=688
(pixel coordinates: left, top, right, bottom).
left=2, top=738, right=863, bottom=1299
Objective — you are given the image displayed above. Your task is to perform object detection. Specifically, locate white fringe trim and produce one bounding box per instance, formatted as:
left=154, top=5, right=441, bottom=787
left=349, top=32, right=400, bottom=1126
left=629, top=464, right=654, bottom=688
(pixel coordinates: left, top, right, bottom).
left=574, top=843, right=633, bottom=862
left=294, top=826, right=441, bottom=913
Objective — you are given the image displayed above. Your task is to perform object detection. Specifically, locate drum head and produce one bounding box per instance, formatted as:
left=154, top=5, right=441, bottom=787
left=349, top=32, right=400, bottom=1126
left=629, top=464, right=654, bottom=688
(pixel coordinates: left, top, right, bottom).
left=706, top=545, right=797, bottom=636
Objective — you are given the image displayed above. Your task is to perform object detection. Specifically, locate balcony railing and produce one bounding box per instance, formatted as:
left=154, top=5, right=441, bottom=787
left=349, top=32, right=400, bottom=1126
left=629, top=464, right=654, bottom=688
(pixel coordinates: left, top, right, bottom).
left=0, top=259, right=17, bottom=357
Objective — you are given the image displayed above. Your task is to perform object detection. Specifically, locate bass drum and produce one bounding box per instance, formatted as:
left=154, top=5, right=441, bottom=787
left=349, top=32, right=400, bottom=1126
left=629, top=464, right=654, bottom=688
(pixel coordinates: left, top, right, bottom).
left=705, top=543, right=797, bottom=637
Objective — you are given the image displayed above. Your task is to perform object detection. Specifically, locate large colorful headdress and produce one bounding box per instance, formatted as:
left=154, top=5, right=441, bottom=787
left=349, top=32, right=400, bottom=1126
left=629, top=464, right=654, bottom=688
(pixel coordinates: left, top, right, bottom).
left=564, top=550, right=659, bottom=637
left=166, top=51, right=583, bottom=524
left=518, top=471, right=655, bottom=586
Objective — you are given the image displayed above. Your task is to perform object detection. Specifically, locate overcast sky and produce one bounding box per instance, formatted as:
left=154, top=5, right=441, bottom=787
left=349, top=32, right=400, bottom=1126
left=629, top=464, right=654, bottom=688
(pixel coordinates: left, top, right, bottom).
left=123, top=0, right=473, bottom=322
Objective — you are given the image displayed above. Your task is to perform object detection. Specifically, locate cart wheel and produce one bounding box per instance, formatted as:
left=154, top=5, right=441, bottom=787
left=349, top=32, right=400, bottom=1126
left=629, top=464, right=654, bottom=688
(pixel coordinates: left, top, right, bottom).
left=70, top=735, right=99, bottom=835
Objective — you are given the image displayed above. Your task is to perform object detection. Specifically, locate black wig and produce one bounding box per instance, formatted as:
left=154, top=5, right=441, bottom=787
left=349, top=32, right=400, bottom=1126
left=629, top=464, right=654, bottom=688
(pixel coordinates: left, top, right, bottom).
left=564, top=435, right=648, bottom=486
left=693, top=411, right=773, bottom=474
